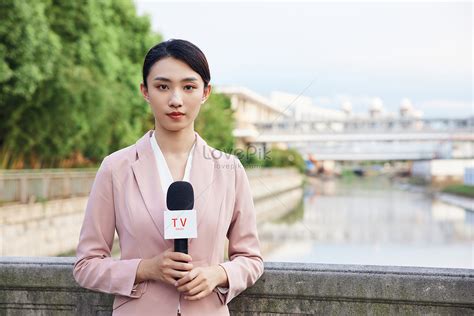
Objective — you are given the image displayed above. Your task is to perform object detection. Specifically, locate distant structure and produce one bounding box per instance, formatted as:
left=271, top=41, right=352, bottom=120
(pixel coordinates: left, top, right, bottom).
left=217, top=86, right=426, bottom=140
left=214, top=86, right=473, bottom=163
left=269, top=91, right=345, bottom=121
left=215, top=86, right=288, bottom=147
left=399, top=98, right=423, bottom=118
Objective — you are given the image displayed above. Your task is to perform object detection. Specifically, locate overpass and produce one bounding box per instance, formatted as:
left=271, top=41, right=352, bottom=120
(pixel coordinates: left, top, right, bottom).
left=244, top=117, right=474, bottom=161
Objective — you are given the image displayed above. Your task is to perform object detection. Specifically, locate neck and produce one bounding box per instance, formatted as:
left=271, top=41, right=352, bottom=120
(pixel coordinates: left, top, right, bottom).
left=153, top=124, right=196, bottom=155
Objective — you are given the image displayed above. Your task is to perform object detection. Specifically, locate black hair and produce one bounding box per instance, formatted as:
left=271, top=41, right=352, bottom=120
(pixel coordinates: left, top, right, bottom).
left=142, top=39, right=211, bottom=89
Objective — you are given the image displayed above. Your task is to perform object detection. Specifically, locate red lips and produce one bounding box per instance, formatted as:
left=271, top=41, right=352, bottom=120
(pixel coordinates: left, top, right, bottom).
left=167, top=111, right=185, bottom=119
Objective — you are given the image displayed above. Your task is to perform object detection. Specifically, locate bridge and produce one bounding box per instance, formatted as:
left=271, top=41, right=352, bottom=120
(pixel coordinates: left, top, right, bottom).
left=243, top=117, right=474, bottom=161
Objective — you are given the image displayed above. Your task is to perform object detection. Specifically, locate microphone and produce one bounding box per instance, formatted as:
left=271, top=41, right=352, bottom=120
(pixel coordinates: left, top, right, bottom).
left=166, top=181, right=194, bottom=254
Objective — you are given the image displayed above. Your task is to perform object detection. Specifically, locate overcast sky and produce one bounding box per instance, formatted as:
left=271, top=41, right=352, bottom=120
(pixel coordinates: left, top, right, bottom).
left=134, top=1, right=472, bottom=118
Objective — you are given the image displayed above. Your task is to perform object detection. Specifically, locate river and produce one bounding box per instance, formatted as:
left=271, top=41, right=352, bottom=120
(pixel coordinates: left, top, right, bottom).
left=259, top=176, right=473, bottom=269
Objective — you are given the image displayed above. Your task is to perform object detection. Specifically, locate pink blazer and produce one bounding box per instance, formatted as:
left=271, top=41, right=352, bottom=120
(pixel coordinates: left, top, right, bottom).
left=73, top=130, right=264, bottom=315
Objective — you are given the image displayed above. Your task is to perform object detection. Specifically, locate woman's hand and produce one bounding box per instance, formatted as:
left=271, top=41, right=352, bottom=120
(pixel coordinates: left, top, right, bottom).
left=175, top=265, right=228, bottom=301
left=136, top=247, right=193, bottom=286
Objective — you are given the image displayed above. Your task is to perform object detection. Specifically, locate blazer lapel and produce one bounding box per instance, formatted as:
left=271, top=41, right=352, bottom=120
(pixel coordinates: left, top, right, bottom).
left=189, top=133, right=215, bottom=244
left=131, top=130, right=172, bottom=247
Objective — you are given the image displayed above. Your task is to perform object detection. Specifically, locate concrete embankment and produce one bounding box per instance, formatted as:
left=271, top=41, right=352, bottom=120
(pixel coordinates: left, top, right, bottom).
left=0, top=168, right=304, bottom=256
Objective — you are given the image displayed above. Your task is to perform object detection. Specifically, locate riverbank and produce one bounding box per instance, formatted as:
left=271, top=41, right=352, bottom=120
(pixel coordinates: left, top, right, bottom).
left=1, top=167, right=304, bottom=257
left=395, top=178, right=474, bottom=212
left=441, top=183, right=474, bottom=198
left=435, top=192, right=473, bottom=212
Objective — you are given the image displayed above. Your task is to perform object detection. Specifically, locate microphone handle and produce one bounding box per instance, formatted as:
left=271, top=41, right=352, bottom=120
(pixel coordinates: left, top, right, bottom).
left=174, top=238, right=188, bottom=254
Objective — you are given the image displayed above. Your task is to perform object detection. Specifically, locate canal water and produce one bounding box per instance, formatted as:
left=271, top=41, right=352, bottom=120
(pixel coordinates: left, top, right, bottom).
left=259, top=176, right=474, bottom=269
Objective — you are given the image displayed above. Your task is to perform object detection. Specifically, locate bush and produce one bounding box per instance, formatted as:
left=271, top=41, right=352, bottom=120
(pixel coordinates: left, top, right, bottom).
left=239, top=146, right=305, bottom=173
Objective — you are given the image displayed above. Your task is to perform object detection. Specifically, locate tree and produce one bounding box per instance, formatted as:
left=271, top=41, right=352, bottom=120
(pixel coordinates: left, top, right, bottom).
left=195, top=92, right=235, bottom=152
left=0, top=0, right=237, bottom=169
left=0, top=0, right=160, bottom=168
left=0, top=0, right=61, bottom=167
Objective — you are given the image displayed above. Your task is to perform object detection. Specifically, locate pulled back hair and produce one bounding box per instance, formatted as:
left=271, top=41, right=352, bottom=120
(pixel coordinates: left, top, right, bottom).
left=142, top=39, right=211, bottom=89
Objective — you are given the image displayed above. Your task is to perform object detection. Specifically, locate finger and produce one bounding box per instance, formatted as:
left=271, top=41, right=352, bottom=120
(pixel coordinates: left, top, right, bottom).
left=175, top=269, right=197, bottom=287
left=185, top=282, right=207, bottom=296
left=164, top=268, right=189, bottom=280
left=177, top=274, right=202, bottom=292
left=169, top=261, right=193, bottom=271
left=162, top=258, right=192, bottom=272
left=168, top=252, right=192, bottom=263
left=185, top=288, right=210, bottom=301
left=163, top=276, right=177, bottom=286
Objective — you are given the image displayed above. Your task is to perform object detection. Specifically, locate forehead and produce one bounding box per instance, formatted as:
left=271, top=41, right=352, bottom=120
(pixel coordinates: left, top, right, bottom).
left=148, top=57, right=201, bottom=82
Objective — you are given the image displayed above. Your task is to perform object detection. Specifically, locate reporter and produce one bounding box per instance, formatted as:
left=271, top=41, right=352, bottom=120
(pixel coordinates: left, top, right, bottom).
left=73, top=39, right=263, bottom=316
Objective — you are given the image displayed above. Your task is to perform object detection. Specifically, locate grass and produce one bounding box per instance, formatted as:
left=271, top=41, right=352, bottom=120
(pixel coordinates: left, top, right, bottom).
left=341, top=169, right=356, bottom=182
left=442, top=184, right=474, bottom=198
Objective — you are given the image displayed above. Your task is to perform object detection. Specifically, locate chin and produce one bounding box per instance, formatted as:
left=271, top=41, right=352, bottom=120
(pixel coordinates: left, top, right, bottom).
left=164, top=127, right=184, bottom=132
left=163, top=123, right=189, bottom=132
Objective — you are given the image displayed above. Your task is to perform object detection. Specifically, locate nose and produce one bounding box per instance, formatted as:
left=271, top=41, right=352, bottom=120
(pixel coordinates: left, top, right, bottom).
left=169, top=89, right=183, bottom=108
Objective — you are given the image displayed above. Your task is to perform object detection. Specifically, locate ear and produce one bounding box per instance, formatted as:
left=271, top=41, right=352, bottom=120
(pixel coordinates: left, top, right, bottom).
left=140, top=82, right=150, bottom=103
left=201, top=84, right=212, bottom=104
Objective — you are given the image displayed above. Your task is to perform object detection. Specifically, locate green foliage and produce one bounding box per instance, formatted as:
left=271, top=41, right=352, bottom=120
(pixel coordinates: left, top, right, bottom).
left=341, top=169, right=356, bottom=181
left=195, top=92, right=234, bottom=151
left=0, top=1, right=61, bottom=167
left=442, top=184, right=474, bottom=198
left=0, top=0, right=160, bottom=168
left=238, top=146, right=306, bottom=173
left=264, top=147, right=306, bottom=173
left=238, top=149, right=265, bottom=168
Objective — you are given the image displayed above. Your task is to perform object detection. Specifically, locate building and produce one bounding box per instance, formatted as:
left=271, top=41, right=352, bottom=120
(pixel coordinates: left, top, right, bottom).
left=215, top=86, right=288, bottom=147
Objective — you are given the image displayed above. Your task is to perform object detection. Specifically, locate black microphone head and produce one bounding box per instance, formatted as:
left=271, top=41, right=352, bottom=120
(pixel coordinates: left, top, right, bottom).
left=166, top=181, right=194, bottom=210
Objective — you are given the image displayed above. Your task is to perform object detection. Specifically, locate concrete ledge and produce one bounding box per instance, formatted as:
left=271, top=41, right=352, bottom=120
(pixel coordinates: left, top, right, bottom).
left=1, top=257, right=473, bottom=315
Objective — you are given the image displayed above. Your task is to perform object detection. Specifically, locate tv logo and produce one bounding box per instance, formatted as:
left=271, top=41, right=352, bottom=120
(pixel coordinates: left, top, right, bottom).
left=171, top=217, right=188, bottom=230
left=164, top=209, right=197, bottom=239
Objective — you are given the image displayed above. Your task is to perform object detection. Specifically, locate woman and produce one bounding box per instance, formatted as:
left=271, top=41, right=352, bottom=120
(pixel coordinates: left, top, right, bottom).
left=73, top=39, right=264, bottom=315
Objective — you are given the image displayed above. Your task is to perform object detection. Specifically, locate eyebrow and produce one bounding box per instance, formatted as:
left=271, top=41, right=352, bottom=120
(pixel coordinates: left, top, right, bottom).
left=152, top=76, right=198, bottom=82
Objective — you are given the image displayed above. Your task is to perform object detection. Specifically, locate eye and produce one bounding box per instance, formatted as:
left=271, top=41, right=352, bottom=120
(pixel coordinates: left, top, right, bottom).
left=157, top=84, right=168, bottom=90
left=184, top=85, right=195, bottom=91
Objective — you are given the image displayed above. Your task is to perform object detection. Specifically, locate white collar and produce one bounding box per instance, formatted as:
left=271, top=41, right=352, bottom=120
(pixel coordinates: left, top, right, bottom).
left=149, top=131, right=196, bottom=196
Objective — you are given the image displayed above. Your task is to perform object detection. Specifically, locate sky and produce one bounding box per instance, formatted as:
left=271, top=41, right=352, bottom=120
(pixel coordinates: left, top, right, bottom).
left=134, top=0, right=472, bottom=118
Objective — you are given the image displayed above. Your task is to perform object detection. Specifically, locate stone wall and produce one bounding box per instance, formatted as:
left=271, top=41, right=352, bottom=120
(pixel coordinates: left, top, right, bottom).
left=1, top=257, right=472, bottom=315
left=0, top=198, right=87, bottom=256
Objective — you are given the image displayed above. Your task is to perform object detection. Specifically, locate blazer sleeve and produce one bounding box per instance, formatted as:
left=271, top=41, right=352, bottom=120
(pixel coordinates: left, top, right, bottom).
left=216, top=157, right=264, bottom=305
left=73, top=155, right=146, bottom=298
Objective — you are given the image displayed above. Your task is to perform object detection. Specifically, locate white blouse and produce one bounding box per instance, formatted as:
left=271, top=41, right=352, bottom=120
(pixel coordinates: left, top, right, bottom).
left=150, top=130, right=195, bottom=194
left=149, top=131, right=229, bottom=298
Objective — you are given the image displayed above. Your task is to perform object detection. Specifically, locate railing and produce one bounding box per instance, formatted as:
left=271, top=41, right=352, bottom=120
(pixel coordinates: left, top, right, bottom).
left=255, top=117, right=474, bottom=134
left=0, top=169, right=97, bottom=204
left=0, top=257, right=473, bottom=315
left=0, top=167, right=301, bottom=205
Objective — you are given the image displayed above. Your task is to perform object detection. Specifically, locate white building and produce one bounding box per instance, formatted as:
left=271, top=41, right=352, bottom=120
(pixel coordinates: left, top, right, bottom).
left=270, top=91, right=346, bottom=121
left=215, top=86, right=288, bottom=146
